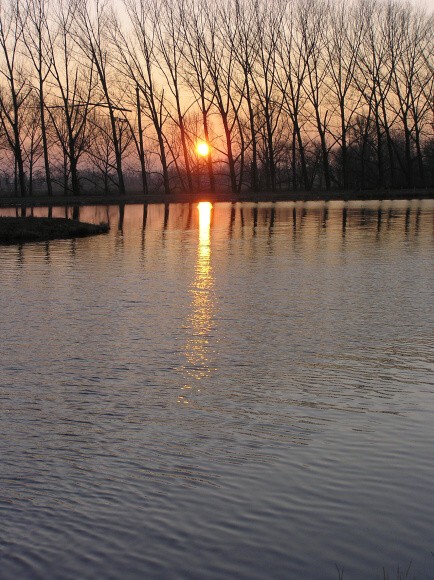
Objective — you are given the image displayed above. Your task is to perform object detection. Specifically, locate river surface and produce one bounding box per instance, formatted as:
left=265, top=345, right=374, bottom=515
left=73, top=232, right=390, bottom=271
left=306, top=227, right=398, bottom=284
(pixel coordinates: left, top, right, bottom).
left=1, top=200, right=433, bottom=579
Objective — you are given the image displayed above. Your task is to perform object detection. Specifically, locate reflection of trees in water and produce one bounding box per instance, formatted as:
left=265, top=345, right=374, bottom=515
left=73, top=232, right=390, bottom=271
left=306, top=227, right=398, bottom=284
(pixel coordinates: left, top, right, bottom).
left=221, top=201, right=427, bottom=243
left=163, top=203, right=169, bottom=230
left=343, top=206, right=348, bottom=237
left=142, top=203, right=148, bottom=230
left=118, top=204, right=125, bottom=231
left=405, top=208, right=411, bottom=235
left=2, top=201, right=428, bottom=264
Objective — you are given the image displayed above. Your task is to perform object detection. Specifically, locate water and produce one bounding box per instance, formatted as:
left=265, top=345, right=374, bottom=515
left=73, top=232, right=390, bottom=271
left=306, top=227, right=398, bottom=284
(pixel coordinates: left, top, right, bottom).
left=1, top=200, right=433, bottom=579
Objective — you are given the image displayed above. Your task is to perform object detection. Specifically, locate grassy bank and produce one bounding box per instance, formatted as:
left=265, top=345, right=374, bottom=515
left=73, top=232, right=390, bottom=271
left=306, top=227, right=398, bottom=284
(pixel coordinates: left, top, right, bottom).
left=0, top=217, right=109, bottom=244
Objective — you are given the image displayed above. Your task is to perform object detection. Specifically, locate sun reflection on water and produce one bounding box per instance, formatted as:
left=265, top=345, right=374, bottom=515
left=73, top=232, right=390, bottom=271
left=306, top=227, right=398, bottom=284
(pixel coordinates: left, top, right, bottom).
left=179, top=202, right=215, bottom=404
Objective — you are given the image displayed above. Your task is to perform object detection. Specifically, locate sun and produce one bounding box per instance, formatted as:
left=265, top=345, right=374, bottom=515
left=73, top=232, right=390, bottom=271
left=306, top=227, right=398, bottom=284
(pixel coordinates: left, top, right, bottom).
left=196, top=141, right=210, bottom=157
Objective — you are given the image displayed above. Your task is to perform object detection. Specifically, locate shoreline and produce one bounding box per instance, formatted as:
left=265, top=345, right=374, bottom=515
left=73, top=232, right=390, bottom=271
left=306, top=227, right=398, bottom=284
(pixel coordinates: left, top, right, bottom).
left=0, top=188, right=432, bottom=208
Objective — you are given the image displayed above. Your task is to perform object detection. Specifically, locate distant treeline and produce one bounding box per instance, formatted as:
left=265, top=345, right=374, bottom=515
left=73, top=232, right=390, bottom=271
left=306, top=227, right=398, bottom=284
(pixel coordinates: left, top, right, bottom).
left=0, top=0, right=432, bottom=197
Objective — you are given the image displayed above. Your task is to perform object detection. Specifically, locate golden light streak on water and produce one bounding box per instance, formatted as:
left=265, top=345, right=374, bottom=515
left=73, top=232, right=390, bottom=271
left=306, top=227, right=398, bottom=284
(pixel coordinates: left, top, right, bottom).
left=180, top=202, right=214, bottom=402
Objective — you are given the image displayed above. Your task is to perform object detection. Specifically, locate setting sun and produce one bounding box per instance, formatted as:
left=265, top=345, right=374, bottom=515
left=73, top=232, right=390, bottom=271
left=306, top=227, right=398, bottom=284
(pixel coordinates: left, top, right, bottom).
left=196, top=142, right=210, bottom=157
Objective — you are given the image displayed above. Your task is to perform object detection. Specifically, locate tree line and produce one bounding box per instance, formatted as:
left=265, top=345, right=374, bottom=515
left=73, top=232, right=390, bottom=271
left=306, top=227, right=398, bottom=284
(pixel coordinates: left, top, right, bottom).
left=0, top=0, right=432, bottom=198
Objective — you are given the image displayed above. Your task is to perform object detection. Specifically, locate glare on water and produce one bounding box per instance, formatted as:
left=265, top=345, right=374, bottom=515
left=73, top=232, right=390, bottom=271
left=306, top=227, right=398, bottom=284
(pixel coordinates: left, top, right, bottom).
left=182, top=202, right=214, bottom=399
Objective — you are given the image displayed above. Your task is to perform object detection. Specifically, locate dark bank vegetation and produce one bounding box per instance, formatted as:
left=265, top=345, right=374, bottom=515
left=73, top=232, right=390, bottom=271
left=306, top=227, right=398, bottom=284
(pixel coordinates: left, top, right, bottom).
left=0, top=216, right=109, bottom=243
left=0, top=0, right=432, bottom=200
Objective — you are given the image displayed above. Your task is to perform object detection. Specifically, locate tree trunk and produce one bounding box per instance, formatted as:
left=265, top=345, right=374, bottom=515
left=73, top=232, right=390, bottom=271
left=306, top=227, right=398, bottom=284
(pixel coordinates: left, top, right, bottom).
left=136, top=86, right=148, bottom=196
left=39, top=77, right=52, bottom=197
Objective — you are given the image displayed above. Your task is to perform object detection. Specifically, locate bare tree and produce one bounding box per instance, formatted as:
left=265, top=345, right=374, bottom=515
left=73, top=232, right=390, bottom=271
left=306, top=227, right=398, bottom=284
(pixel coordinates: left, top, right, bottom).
left=22, top=94, right=44, bottom=196
left=87, top=111, right=132, bottom=193
left=0, top=0, right=432, bottom=196
left=357, top=0, right=392, bottom=187
left=299, top=0, right=333, bottom=189
left=387, top=2, right=433, bottom=187
left=21, top=0, right=54, bottom=196
left=153, top=0, right=194, bottom=192
left=196, top=2, right=245, bottom=193
left=46, top=0, right=95, bottom=196
left=276, top=1, right=310, bottom=189
left=179, top=0, right=217, bottom=194
left=0, top=0, right=30, bottom=198
left=115, top=0, right=171, bottom=194
left=76, top=0, right=128, bottom=195
left=324, top=0, right=365, bottom=189
left=225, top=0, right=264, bottom=191
left=249, top=0, right=285, bottom=190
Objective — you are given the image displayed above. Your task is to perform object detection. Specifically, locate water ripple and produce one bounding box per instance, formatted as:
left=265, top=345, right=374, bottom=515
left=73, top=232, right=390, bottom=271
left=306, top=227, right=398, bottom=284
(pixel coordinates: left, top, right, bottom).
left=1, top=201, right=433, bottom=579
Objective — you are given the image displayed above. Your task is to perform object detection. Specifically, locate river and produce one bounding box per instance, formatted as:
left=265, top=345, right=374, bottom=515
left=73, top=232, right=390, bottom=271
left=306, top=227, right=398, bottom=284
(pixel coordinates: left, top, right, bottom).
left=1, top=200, right=433, bottom=579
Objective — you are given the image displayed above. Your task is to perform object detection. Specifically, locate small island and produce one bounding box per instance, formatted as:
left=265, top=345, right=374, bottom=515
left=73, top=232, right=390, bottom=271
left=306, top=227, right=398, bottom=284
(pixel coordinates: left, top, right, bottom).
left=0, top=217, right=109, bottom=244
